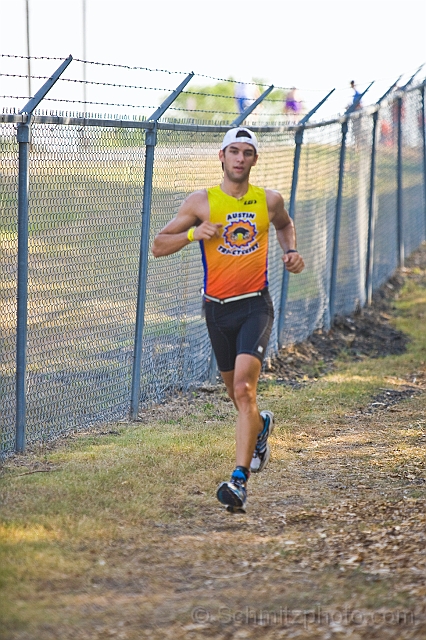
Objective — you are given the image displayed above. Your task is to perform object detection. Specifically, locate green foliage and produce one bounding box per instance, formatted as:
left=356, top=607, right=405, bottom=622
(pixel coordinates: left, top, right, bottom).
left=0, top=135, right=16, bottom=152
left=171, top=79, right=237, bottom=122
left=169, top=79, right=286, bottom=122
left=99, top=125, right=145, bottom=148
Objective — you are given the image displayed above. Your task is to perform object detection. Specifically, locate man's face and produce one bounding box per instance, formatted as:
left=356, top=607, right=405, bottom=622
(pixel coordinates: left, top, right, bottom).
left=219, top=142, right=258, bottom=183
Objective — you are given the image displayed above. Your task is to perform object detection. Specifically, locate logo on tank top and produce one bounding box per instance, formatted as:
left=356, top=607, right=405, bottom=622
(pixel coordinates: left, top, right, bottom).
left=219, top=215, right=259, bottom=255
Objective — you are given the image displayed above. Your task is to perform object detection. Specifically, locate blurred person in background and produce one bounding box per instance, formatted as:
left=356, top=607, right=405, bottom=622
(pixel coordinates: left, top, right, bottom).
left=284, top=87, right=302, bottom=121
left=349, top=80, right=362, bottom=110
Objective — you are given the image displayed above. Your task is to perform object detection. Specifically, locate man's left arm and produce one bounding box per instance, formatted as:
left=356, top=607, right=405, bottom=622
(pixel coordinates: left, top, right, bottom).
left=266, top=190, right=305, bottom=274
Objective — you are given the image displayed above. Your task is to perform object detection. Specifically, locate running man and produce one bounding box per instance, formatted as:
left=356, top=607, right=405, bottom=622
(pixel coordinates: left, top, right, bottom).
left=152, top=127, right=305, bottom=512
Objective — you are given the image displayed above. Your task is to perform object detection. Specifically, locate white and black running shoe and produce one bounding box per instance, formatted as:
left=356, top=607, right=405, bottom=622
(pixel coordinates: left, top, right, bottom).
left=250, top=410, right=275, bottom=473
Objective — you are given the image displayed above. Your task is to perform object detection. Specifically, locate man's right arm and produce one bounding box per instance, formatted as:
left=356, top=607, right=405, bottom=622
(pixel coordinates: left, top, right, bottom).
left=152, top=190, right=221, bottom=257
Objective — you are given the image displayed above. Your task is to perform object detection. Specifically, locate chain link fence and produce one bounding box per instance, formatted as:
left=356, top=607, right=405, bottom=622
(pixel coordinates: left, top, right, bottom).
left=1, top=81, right=425, bottom=456
left=1, top=122, right=17, bottom=444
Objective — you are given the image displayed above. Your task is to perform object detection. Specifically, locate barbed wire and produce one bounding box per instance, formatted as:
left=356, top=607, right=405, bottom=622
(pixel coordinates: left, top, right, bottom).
left=0, top=53, right=293, bottom=91
left=6, top=53, right=420, bottom=115
left=0, top=95, right=155, bottom=111
left=0, top=54, right=188, bottom=76
left=0, top=70, right=288, bottom=108
left=0, top=73, right=175, bottom=93
left=0, top=74, right=243, bottom=100
left=0, top=95, right=31, bottom=101
left=0, top=53, right=255, bottom=83
left=0, top=94, right=245, bottom=116
left=71, top=56, right=191, bottom=76
left=0, top=54, right=66, bottom=61
left=0, top=69, right=349, bottom=117
left=4, top=53, right=422, bottom=94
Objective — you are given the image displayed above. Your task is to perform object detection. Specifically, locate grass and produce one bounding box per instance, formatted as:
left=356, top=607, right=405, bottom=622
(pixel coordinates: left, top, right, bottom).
left=0, top=255, right=425, bottom=639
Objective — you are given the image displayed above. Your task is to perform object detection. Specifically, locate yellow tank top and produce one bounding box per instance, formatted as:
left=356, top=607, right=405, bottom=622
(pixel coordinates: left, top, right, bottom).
left=201, top=184, right=270, bottom=299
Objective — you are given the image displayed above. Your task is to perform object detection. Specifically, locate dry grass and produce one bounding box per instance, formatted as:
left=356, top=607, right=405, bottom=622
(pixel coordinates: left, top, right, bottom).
left=1, top=247, right=426, bottom=640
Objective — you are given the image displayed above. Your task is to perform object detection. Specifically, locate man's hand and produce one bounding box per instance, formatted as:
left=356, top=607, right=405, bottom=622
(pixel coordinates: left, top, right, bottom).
left=193, top=222, right=223, bottom=241
left=282, top=251, right=305, bottom=274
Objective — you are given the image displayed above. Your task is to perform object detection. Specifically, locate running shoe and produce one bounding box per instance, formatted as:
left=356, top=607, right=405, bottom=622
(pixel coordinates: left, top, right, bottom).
left=250, top=410, right=275, bottom=473
left=216, top=479, right=247, bottom=511
left=217, top=467, right=248, bottom=511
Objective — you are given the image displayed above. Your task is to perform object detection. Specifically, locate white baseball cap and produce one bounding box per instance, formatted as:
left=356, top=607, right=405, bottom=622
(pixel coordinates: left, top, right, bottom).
left=221, top=127, right=258, bottom=153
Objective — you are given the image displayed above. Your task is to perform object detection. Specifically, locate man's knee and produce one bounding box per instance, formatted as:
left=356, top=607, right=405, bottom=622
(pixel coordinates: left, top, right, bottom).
left=233, top=379, right=256, bottom=405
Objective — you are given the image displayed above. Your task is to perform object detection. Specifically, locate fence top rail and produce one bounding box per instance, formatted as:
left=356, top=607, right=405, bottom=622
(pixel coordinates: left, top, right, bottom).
left=0, top=111, right=340, bottom=132
left=0, top=112, right=279, bottom=131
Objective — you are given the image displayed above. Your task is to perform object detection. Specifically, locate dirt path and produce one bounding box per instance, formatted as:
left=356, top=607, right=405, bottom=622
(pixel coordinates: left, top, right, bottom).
left=2, top=246, right=426, bottom=640
left=109, top=246, right=425, bottom=640
left=129, top=404, right=426, bottom=640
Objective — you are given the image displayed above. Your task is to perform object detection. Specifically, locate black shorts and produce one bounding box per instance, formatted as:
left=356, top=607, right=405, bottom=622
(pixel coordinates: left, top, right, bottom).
left=204, top=290, right=274, bottom=372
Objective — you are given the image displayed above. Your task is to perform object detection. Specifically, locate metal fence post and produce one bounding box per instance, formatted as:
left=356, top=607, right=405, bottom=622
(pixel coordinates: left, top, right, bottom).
left=15, top=120, right=30, bottom=453
left=130, top=73, right=194, bottom=420
left=396, top=67, right=424, bottom=268
left=231, top=85, right=274, bottom=126
left=208, top=352, right=218, bottom=385
left=15, top=55, right=73, bottom=453
left=396, top=92, right=404, bottom=267
left=130, top=124, right=156, bottom=419
left=366, top=77, right=402, bottom=305
left=365, top=108, right=379, bottom=306
left=329, top=82, right=373, bottom=325
left=277, top=89, right=335, bottom=348
left=328, top=118, right=348, bottom=325
left=277, top=126, right=303, bottom=348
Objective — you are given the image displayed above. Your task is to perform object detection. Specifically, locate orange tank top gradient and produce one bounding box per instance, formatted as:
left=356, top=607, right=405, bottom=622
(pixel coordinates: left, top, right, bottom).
left=201, top=184, right=270, bottom=299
